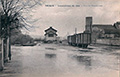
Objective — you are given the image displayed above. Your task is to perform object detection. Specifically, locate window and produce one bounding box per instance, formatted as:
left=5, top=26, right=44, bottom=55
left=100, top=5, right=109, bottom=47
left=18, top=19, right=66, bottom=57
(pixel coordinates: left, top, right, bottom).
left=48, top=34, right=54, bottom=37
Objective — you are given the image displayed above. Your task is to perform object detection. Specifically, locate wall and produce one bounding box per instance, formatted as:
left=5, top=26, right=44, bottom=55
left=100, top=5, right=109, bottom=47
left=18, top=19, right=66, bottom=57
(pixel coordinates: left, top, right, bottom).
left=96, top=39, right=111, bottom=45
left=45, top=34, right=57, bottom=41
left=96, top=38, right=120, bottom=46
left=110, top=39, right=120, bottom=45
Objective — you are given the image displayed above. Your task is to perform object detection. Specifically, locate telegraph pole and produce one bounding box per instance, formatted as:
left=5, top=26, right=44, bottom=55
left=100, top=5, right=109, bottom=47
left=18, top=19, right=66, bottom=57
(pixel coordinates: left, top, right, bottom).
left=75, top=28, right=77, bottom=34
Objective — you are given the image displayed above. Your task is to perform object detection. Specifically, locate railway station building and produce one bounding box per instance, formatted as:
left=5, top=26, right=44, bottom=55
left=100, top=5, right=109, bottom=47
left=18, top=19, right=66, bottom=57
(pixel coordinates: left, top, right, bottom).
left=44, top=27, right=58, bottom=42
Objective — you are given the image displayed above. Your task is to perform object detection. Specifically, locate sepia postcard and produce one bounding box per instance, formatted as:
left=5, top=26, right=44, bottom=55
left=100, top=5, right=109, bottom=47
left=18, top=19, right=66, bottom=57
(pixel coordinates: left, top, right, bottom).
left=0, top=0, right=120, bottom=77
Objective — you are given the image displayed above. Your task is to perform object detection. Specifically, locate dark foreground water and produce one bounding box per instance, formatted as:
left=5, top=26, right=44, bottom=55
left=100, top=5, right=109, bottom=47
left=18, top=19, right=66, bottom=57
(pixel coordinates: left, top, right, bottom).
left=0, top=44, right=120, bottom=77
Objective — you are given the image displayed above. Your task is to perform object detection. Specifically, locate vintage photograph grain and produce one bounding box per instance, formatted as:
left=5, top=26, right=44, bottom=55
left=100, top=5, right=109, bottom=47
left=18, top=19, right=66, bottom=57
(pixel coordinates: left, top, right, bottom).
left=0, top=0, right=120, bottom=77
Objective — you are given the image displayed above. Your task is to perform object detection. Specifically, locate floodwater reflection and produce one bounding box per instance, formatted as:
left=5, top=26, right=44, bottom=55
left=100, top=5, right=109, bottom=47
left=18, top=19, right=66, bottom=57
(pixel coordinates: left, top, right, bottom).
left=73, top=55, right=92, bottom=69
left=0, top=44, right=119, bottom=77
left=45, top=53, right=56, bottom=58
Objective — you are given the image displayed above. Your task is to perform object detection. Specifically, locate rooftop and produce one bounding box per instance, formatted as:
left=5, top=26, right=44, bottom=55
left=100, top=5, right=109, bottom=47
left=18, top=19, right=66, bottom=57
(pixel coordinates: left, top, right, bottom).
left=45, top=27, right=57, bottom=32
left=92, top=24, right=115, bottom=30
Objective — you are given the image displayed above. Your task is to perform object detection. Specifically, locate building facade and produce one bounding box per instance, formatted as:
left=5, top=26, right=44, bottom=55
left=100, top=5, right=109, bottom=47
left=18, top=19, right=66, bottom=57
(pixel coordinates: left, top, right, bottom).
left=44, top=27, right=58, bottom=42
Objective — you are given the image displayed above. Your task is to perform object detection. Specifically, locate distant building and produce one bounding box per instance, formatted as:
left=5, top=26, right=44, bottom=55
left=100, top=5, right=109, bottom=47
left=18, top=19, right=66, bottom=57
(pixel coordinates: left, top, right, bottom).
left=85, top=17, right=120, bottom=45
left=92, top=24, right=120, bottom=38
left=44, top=27, right=58, bottom=42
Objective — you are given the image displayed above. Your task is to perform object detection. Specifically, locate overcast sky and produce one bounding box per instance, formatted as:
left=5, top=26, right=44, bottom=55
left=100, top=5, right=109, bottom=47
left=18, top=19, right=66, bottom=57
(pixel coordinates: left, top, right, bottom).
left=22, top=0, right=120, bottom=38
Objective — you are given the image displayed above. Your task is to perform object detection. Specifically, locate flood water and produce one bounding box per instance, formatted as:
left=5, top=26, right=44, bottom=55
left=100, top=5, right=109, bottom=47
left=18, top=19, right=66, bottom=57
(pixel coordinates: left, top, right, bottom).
left=0, top=44, right=120, bottom=77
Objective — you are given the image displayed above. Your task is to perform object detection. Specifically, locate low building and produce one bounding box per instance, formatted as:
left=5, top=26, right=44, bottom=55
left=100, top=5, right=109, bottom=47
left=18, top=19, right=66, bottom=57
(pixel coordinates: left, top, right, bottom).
left=92, top=24, right=120, bottom=45
left=92, top=24, right=120, bottom=38
left=85, top=17, right=120, bottom=45
left=44, top=27, right=58, bottom=42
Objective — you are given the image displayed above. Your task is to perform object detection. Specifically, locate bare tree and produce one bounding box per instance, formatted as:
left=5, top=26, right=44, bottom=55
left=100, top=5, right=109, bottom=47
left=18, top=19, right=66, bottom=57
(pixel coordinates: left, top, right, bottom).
left=0, top=0, right=42, bottom=61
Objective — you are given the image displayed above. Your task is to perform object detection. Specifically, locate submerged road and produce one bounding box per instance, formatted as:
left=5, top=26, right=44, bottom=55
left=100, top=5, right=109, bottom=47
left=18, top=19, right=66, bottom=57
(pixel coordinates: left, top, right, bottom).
left=0, top=44, right=120, bottom=77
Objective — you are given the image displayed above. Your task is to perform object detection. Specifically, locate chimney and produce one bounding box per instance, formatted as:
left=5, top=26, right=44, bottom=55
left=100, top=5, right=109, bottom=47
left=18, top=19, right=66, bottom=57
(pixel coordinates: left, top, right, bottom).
left=85, top=17, right=92, bottom=33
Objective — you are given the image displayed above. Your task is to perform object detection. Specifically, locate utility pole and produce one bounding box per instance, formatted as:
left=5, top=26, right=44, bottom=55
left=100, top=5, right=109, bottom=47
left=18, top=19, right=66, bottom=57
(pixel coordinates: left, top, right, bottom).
left=75, top=28, right=77, bottom=34
left=67, top=32, right=69, bottom=36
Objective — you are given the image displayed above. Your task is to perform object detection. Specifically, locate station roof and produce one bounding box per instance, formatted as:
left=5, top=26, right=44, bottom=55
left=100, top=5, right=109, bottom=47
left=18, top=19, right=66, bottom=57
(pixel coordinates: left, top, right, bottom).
left=45, top=27, right=57, bottom=32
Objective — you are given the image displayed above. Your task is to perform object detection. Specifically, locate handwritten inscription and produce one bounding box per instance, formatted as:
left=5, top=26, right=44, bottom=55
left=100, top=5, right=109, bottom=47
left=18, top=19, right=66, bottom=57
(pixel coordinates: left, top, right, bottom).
left=45, top=4, right=103, bottom=7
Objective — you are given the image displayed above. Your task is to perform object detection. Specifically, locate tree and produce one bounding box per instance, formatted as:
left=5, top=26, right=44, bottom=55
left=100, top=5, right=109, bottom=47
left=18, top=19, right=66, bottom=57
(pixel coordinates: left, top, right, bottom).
left=0, top=0, right=42, bottom=61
